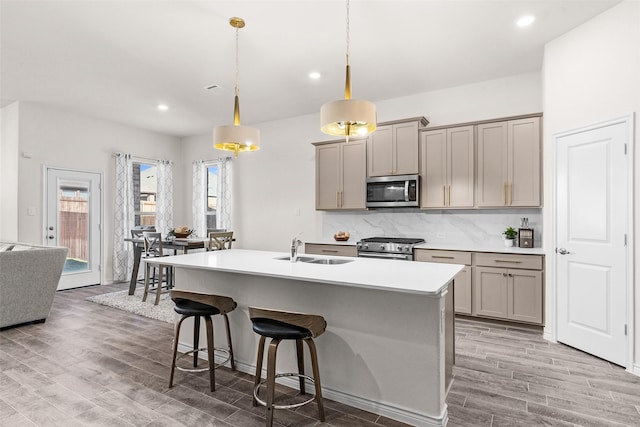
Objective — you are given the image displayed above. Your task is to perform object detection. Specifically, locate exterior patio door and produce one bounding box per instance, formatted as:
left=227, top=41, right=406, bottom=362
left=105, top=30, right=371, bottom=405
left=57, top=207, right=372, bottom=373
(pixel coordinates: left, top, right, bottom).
left=45, top=168, right=102, bottom=289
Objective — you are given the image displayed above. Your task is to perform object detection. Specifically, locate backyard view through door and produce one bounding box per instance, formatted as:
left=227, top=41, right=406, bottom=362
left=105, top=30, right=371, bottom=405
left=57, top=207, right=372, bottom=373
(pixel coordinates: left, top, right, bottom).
left=46, top=168, right=102, bottom=290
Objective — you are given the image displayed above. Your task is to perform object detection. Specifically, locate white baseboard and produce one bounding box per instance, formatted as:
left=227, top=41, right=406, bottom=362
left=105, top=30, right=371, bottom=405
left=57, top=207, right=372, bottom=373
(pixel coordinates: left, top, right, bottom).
left=630, top=363, right=640, bottom=377
left=176, top=342, right=447, bottom=427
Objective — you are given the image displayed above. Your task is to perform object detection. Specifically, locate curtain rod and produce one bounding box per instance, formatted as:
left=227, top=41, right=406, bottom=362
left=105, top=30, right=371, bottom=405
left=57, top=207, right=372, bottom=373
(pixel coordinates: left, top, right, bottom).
left=194, top=156, right=233, bottom=164
left=113, top=152, right=172, bottom=164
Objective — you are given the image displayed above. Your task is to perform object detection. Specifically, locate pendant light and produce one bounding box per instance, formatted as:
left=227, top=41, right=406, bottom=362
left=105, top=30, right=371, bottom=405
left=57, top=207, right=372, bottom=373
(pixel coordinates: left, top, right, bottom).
left=214, top=17, right=260, bottom=157
left=320, top=0, right=376, bottom=141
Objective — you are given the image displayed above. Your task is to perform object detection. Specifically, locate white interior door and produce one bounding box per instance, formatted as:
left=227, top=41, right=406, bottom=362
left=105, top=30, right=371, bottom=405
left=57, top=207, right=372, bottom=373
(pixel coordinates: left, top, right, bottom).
left=46, top=168, right=102, bottom=290
left=555, top=118, right=631, bottom=367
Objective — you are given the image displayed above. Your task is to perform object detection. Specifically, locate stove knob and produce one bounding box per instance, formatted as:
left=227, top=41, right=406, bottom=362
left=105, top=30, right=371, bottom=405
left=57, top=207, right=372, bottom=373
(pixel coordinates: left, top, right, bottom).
left=379, top=244, right=385, bottom=250
left=403, top=246, right=409, bottom=251
left=363, top=244, right=369, bottom=249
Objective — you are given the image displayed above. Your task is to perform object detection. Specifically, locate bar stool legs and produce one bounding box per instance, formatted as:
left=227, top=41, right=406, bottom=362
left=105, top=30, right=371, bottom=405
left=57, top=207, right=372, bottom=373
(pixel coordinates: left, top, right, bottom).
left=168, top=291, right=236, bottom=393
left=249, top=307, right=327, bottom=427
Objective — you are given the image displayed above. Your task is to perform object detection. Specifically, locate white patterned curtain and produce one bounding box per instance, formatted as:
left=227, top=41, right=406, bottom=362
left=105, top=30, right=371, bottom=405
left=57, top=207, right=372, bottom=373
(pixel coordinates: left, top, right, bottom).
left=113, top=153, right=134, bottom=282
left=192, top=160, right=206, bottom=237
left=217, top=157, right=233, bottom=230
left=156, top=160, right=174, bottom=236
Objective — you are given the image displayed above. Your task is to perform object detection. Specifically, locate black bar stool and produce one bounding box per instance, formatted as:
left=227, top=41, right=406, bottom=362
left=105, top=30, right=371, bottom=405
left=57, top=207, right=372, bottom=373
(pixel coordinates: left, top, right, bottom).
left=169, top=290, right=236, bottom=392
left=249, top=307, right=326, bottom=427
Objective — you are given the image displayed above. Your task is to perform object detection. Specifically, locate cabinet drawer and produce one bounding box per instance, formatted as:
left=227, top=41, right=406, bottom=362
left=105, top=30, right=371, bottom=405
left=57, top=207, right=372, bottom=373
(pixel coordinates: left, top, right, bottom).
left=305, top=243, right=357, bottom=257
left=414, top=249, right=471, bottom=265
left=475, top=253, right=543, bottom=270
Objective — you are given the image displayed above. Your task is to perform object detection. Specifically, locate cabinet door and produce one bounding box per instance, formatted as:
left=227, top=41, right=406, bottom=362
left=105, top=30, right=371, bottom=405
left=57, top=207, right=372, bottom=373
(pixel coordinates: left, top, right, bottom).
left=316, top=144, right=340, bottom=210
left=447, top=126, right=475, bottom=207
left=474, top=267, right=508, bottom=319
left=367, top=125, right=393, bottom=176
left=454, top=266, right=472, bottom=315
left=508, top=117, right=541, bottom=207
left=420, top=129, right=447, bottom=208
left=394, top=121, right=419, bottom=175
left=340, top=140, right=367, bottom=209
left=508, top=269, right=543, bottom=324
left=476, top=122, right=508, bottom=207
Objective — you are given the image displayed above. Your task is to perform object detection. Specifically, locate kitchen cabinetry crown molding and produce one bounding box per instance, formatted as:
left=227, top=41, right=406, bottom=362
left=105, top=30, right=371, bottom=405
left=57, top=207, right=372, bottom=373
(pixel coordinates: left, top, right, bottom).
left=377, top=116, right=429, bottom=128
left=419, top=112, right=542, bottom=132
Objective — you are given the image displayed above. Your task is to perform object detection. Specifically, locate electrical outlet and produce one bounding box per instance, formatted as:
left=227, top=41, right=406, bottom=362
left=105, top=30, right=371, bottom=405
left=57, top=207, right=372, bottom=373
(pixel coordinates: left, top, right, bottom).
left=27, top=207, right=36, bottom=216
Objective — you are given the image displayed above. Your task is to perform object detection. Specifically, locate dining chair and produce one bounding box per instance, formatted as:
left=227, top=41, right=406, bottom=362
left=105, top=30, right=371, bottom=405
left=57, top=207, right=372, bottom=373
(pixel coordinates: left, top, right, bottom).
left=207, top=231, right=234, bottom=251
left=141, top=231, right=173, bottom=305
left=130, top=227, right=156, bottom=288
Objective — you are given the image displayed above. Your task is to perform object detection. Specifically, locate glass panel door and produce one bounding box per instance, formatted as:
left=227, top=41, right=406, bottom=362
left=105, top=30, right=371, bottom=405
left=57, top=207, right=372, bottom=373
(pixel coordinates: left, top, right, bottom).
left=46, top=168, right=102, bottom=289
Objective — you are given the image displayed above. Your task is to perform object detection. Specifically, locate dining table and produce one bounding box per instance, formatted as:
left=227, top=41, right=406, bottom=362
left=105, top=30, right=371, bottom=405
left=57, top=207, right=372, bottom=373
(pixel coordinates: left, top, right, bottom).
left=124, top=237, right=207, bottom=295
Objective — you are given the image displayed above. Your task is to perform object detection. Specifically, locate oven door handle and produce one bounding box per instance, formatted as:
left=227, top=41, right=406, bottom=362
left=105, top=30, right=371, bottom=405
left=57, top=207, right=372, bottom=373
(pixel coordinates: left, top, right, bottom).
left=357, top=252, right=412, bottom=261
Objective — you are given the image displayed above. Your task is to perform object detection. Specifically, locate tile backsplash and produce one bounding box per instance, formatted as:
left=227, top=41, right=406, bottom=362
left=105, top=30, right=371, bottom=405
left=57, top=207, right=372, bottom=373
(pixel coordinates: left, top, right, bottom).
left=322, top=208, right=542, bottom=247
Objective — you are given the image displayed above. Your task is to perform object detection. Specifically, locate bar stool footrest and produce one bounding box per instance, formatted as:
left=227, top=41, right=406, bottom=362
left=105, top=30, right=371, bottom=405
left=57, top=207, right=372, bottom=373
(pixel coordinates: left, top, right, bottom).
left=253, top=373, right=317, bottom=410
left=175, top=347, right=232, bottom=373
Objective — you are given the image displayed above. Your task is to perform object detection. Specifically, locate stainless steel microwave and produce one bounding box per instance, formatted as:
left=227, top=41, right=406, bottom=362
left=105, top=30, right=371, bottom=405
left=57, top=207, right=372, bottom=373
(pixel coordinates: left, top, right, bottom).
left=366, top=174, right=419, bottom=208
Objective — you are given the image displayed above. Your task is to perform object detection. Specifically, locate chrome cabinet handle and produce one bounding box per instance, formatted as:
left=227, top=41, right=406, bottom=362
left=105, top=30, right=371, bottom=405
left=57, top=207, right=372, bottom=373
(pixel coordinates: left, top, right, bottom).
left=557, top=248, right=571, bottom=255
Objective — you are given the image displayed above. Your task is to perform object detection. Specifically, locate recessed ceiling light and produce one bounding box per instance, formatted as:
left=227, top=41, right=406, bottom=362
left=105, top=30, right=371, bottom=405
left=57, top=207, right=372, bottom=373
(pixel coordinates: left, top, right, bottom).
left=517, top=15, right=535, bottom=27
left=309, top=72, right=321, bottom=80
left=157, top=104, right=169, bottom=111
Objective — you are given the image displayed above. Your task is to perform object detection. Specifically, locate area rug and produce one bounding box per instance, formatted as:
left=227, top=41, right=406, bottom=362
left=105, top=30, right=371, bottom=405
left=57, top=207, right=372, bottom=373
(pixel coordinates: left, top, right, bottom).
left=87, top=288, right=178, bottom=324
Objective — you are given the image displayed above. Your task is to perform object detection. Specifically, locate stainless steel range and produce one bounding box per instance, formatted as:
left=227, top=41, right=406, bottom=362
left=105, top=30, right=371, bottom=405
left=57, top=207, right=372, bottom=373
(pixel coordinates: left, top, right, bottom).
left=356, top=237, right=425, bottom=261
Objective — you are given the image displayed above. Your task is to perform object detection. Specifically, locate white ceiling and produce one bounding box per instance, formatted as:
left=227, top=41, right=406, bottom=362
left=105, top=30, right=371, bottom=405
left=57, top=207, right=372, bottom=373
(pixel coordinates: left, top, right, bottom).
left=0, top=0, right=620, bottom=138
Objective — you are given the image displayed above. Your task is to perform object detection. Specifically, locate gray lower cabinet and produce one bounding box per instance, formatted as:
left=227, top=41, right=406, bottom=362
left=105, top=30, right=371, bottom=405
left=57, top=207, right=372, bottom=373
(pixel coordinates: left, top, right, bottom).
left=416, top=249, right=544, bottom=325
left=305, top=243, right=357, bottom=257
left=474, top=253, right=544, bottom=325
left=414, top=249, right=472, bottom=315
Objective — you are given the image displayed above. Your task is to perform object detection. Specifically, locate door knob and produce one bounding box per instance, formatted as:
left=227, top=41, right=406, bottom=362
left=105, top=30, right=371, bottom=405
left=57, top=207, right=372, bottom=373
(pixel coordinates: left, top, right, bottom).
left=556, top=248, right=571, bottom=255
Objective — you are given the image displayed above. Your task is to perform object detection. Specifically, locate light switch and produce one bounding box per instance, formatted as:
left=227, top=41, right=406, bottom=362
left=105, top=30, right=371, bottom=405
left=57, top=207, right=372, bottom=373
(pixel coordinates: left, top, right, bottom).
left=27, top=207, right=36, bottom=216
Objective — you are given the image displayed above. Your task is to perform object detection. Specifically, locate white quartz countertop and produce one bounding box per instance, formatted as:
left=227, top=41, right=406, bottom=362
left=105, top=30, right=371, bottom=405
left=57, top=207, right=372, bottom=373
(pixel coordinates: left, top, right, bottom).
left=304, top=239, right=545, bottom=255
left=143, top=249, right=463, bottom=296
left=414, top=242, right=546, bottom=255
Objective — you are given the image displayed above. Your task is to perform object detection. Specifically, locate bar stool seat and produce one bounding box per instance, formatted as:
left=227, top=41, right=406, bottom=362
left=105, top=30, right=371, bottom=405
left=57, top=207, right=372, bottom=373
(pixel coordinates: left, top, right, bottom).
left=249, top=307, right=326, bottom=427
left=169, top=290, right=236, bottom=392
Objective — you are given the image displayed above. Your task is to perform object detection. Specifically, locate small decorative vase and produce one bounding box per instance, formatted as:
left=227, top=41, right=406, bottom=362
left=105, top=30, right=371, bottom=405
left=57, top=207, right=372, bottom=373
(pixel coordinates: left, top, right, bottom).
left=504, top=239, right=514, bottom=247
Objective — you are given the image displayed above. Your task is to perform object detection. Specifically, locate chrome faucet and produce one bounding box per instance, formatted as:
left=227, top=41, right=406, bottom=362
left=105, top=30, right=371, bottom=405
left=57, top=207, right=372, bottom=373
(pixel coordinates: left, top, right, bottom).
left=290, top=237, right=303, bottom=263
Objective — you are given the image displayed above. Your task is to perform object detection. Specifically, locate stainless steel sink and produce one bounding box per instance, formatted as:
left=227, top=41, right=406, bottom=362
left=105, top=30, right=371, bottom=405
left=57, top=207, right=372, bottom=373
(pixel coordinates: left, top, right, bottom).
left=307, top=258, right=353, bottom=265
left=273, top=256, right=316, bottom=262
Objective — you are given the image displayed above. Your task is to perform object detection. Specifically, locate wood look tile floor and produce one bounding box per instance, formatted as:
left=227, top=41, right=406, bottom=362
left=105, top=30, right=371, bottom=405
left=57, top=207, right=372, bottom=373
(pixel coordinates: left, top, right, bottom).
left=0, top=283, right=638, bottom=427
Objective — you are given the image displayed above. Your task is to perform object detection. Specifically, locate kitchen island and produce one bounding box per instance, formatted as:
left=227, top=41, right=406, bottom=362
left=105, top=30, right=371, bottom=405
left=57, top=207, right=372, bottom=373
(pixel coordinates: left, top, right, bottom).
left=144, top=249, right=463, bottom=427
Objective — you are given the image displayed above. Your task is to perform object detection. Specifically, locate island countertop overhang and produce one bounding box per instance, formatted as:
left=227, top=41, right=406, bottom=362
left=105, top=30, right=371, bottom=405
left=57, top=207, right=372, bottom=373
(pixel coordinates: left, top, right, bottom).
left=143, top=249, right=463, bottom=296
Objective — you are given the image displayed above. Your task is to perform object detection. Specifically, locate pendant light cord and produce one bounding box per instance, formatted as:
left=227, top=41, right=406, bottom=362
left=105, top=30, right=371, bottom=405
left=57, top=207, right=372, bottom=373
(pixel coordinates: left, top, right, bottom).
left=235, top=26, right=240, bottom=97
left=345, top=0, right=350, bottom=66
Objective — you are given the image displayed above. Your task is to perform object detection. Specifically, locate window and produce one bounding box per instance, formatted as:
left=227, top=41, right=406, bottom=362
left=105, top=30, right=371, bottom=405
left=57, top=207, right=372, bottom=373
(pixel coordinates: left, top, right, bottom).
left=206, top=164, right=218, bottom=229
left=133, top=162, right=156, bottom=226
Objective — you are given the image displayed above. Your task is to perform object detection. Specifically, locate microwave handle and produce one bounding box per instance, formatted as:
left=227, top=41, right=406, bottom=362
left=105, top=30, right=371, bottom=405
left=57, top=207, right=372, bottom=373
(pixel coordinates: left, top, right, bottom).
left=404, top=180, right=409, bottom=202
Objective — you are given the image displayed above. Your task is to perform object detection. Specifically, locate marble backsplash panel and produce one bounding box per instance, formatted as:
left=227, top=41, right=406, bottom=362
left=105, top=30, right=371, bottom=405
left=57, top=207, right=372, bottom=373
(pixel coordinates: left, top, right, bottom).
left=322, top=209, right=543, bottom=247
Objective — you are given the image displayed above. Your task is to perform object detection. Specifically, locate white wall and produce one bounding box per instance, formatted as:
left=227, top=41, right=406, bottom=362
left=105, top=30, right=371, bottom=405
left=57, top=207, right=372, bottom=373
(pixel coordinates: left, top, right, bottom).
left=543, top=0, right=640, bottom=368
left=15, top=102, right=183, bottom=283
left=0, top=102, right=19, bottom=241
left=5, top=72, right=542, bottom=281
left=180, top=72, right=542, bottom=252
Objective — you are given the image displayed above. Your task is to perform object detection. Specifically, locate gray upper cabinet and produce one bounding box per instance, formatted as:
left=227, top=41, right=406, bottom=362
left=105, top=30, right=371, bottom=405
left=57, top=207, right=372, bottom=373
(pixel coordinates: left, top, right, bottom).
left=367, top=119, right=424, bottom=177
left=420, top=125, right=474, bottom=208
left=315, top=140, right=367, bottom=210
left=476, top=117, right=541, bottom=207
